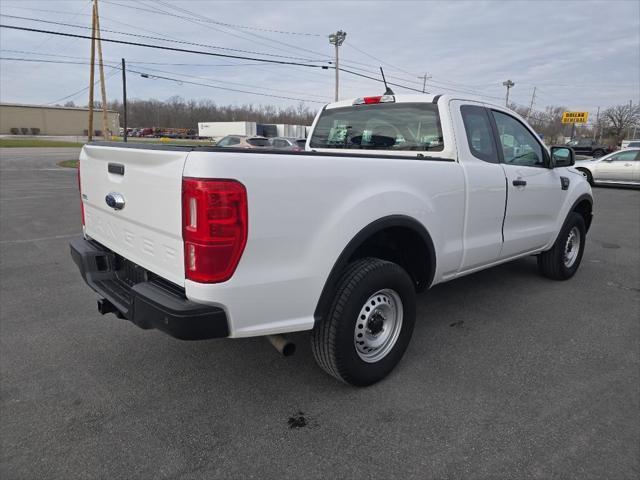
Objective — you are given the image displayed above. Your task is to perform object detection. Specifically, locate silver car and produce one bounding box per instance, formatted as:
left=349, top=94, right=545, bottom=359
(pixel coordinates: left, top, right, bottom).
left=574, top=148, right=640, bottom=186
left=268, top=137, right=307, bottom=151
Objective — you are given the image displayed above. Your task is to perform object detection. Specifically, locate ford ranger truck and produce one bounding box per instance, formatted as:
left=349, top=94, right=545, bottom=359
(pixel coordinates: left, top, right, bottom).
left=70, top=94, right=593, bottom=386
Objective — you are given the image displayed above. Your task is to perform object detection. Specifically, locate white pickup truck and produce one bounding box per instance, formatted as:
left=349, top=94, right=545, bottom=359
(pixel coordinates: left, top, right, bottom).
left=71, top=94, right=593, bottom=386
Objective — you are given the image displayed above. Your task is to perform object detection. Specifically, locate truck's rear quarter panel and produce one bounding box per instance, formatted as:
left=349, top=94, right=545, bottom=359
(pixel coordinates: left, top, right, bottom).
left=183, top=151, right=465, bottom=337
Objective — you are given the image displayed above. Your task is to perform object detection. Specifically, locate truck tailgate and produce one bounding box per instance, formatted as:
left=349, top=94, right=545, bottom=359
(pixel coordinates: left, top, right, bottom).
left=80, top=144, right=188, bottom=286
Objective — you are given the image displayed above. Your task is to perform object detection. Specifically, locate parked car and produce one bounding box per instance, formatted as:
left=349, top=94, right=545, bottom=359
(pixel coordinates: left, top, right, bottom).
left=216, top=135, right=270, bottom=148
left=565, top=138, right=612, bottom=158
left=268, top=137, right=306, bottom=151
left=71, top=94, right=592, bottom=386
left=574, top=148, right=640, bottom=186
left=621, top=140, right=640, bottom=149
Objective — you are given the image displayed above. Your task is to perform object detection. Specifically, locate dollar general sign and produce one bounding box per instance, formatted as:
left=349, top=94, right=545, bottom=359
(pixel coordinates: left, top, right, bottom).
left=561, top=111, right=589, bottom=124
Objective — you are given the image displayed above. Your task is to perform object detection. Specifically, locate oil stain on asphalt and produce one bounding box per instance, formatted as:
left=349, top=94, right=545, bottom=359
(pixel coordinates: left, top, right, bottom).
left=288, top=411, right=320, bottom=429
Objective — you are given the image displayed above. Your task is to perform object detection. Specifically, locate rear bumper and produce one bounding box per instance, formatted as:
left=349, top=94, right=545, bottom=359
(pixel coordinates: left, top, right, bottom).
left=69, top=237, right=229, bottom=340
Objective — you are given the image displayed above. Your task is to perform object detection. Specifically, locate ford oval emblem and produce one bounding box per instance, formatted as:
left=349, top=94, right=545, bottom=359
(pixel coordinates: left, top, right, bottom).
left=105, top=192, right=125, bottom=210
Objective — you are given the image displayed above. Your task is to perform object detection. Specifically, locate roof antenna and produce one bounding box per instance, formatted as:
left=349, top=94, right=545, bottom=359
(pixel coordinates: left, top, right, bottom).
left=379, top=67, right=395, bottom=95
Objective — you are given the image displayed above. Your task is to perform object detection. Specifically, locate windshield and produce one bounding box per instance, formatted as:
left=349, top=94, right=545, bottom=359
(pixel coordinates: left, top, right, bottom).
left=309, top=102, right=444, bottom=151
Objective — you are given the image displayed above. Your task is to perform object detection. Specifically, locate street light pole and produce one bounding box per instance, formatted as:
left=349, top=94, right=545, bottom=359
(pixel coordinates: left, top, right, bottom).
left=502, top=79, right=515, bottom=108
left=329, top=30, right=347, bottom=102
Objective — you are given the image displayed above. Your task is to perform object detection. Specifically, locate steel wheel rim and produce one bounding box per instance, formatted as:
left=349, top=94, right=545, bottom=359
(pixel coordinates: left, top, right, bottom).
left=563, top=226, right=581, bottom=268
left=353, top=289, right=403, bottom=363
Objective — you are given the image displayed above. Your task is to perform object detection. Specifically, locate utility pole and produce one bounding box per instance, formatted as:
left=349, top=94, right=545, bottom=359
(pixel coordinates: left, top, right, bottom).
left=417, top=73, right=431, bottom=93
left=94, top=0, right=109, bottom=140
left=87, top=1, right=97, bottom=142
left=526, top=86, right=536, bottom=120
left=593, top=106, right=600, bottom=141
left=329, top=30, right=347, bottom=102
left=122, top=58, right=127, bottom=143
left=502, top=79, right=515, bottom=108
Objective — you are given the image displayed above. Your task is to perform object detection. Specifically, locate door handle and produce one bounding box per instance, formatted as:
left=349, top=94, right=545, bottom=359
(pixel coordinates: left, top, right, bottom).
left=624, top=163, right=632, bottom=166
left=512, top=179, right=527, bottom=187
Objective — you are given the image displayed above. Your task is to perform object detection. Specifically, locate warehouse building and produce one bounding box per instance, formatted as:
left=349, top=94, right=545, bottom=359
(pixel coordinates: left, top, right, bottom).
left=0, top=103, right=120, bottom=136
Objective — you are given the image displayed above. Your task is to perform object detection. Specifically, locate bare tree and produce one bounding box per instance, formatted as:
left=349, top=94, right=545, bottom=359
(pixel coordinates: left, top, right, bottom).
left=602, top=103, right=640, bottom=141
left=104, top=97, right=316, bottom=129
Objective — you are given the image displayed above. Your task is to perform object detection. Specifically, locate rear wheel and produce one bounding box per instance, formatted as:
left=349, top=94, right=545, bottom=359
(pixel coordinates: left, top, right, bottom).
left=592, top=149, right=605, bottom=158
left=537, top=212, right=586, bottom=280
left=311, top=258, right=416, bottom=386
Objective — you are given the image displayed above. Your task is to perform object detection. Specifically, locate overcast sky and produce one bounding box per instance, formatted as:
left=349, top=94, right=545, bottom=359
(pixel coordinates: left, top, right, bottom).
left=1, top=0, right=638, bottom=118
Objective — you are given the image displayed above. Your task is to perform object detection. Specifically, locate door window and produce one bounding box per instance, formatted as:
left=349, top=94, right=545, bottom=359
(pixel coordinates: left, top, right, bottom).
left=492, top=111, right=545, bottom=167
left=609, top=150, right=639, bottom=161
left=460, top=105, right=497, bottom=163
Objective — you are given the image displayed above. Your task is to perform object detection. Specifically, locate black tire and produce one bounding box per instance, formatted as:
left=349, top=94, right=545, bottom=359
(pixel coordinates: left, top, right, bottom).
left=592, top=150, right=604, bottom=158
left=537, top=212, right=586, bottom=280
left=576, top=168, right=594, bottom=186
left=311, top=258, right=416, bottom=386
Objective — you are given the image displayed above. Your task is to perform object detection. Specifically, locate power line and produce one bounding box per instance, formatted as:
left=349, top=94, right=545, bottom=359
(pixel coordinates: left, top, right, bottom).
left=0, top=55, right=331, bottom=100
left=98, top=0, right=320, bottom=37
left=0, top=14, right=327, bottom=63
left=0, top=49, right=267, bottom=67
left=124, top=66, right=326, bottom=104
left=1, top=6, right=504, bottom=100
left=48, top=67, right=120, bottom=105
left=0, top=25, right=477, bottom=100
left=0, top=57, right=327, bottom=105
left=0, top=25, right=331, bottom=68
left=345, top=43, right=418, bottom=78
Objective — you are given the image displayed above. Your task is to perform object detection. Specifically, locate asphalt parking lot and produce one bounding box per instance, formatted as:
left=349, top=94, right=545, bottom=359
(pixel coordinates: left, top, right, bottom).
left=1, top=148, right=638, bottom=479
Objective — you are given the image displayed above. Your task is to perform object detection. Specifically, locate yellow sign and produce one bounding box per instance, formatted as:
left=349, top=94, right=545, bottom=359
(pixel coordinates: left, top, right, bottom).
left=562, top=111, right=589, bottom=124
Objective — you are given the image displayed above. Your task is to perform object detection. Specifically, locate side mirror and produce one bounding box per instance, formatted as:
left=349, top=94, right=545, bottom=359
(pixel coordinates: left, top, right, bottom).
left=550, top=146, right=575, bottom=167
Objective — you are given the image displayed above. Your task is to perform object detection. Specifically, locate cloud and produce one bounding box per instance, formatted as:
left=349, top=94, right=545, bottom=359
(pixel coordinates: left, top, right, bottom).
left=0, top=0, right=638, bottom=116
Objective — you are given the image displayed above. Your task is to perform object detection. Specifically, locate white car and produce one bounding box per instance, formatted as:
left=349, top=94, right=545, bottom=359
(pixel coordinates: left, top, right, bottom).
left=574, top=148, right=640, bottom=186
left=70, top=94, right=593, bottom=385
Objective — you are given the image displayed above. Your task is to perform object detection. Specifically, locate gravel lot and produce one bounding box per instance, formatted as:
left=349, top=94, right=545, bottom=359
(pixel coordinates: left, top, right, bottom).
left=1, top=148, right=638, bottom=479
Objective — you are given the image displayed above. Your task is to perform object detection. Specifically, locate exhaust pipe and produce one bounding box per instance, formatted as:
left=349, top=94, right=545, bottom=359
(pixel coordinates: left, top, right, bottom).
left=266, top=334, right=296, bottom=357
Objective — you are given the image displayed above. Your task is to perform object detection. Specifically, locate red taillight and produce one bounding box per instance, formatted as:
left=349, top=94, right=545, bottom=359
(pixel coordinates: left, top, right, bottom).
left=77, top=161, right=85, bottom=226
left=364, top=96, right=383, bottom=104
left=182, top=178, right=248, bottom=283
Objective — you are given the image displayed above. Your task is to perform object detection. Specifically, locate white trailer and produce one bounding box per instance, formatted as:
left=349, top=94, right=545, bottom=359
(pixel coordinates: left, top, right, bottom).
left=197, top=121, right=257, bottom=139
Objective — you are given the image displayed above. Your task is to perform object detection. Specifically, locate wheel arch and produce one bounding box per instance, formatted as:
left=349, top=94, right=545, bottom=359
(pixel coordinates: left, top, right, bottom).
left=570, top=193, right=593, bottom=232
left=313, top=215, right=435, bottom=325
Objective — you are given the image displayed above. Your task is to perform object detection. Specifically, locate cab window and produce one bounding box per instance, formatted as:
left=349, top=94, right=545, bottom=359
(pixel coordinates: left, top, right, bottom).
left=460, top=105, right=497, bottom=163
left=492, top=111, right=545, bottom=167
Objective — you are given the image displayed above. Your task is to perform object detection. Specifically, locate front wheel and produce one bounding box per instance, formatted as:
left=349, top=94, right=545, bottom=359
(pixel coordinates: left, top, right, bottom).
left=311, top=258, right=416, bottom=386
left=537, top=212, right=586, bottom=280
left=576, top=168, right=594, bottom=185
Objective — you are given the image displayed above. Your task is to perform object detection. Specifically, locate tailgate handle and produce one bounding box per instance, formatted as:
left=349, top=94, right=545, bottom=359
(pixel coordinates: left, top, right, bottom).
left=108, top=163, right=125, bottom=175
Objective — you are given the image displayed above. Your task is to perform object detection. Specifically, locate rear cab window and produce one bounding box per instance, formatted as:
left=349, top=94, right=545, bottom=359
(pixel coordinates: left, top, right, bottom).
left=247, top=138, right=269, bottom=147
left=460, top=105, right=498, bottom=163
left=309, top=102, right=444, bottom=153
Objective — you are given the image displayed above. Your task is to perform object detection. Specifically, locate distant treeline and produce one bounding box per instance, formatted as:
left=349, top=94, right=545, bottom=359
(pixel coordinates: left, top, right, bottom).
left=66, top=96, right=318, bottom=128
left=63, top=97, right=638, bottom=143
left=510, top=103, right=639, bottom=144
